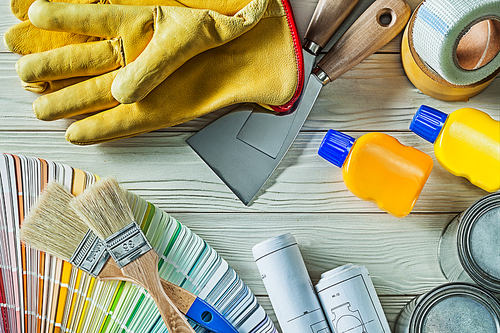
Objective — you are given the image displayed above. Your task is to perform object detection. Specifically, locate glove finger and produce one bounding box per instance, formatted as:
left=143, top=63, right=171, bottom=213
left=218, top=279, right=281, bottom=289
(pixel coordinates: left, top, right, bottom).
left=11, top=0, right=36, bottom=21
left=33, top=71, right=119, bottom=121
left=111, top=0, right=253, bottom=15
left=11, top=0, right=101, bottom=21
left=22, top=77, right=92, bottom=94
left=66, top=102, right=189, bottom=145
left=29, top=0, right=152, bottom=39
left=65, top=104, right=151, bottom=145
left=110, top=0, right=185, bottom=6
left=162, top=0, right=252, bottom=15
left=111, top=0, right=267, bottom=104
left=4, top=20, right=101, bottom=55
left=16, top=39, right=123, bottom=83
left=65, top=78, right=219, bottom=145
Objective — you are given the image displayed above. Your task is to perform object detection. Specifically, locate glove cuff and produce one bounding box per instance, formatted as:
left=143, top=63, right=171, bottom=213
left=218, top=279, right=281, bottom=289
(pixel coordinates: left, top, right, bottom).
left=268, top=0, right=303, bottom=113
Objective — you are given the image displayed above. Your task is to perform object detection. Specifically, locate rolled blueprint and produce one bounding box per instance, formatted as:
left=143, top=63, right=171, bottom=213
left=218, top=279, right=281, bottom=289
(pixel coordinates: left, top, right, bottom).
left=253, top=233, right=330, bottom=333
left=315, top=264, right=391, bottom=333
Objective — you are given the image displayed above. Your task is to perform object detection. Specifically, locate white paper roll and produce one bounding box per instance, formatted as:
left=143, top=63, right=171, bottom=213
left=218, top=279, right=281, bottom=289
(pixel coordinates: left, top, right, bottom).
left=412, top=0, right=500, bottom=85
left=315, top=264, right=391, bottom=333
left=253, top=234, right=331, bottom=333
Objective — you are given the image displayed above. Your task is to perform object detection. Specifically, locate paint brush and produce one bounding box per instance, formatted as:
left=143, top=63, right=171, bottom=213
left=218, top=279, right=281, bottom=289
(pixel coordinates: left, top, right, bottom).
left=69, top=177, right=194, bottom=333
left=21, top=181, right=238, bottom=333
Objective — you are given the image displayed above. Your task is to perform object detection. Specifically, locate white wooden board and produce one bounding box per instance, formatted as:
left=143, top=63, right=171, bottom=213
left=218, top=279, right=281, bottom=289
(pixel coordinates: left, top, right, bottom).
left=0, top=0, right=499, bottom=331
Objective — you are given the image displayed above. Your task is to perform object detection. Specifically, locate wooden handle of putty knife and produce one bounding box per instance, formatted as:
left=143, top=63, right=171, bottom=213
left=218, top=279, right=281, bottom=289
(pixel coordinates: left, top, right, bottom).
left=304, top=0, right=361, bottom=52
left=317, top=0, right=411, bottom=83
left=120, top=251, right=196, bottom=333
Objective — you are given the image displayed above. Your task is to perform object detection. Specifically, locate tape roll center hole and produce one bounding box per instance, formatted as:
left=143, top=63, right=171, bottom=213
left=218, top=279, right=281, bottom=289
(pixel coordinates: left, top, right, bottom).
left=377, top=9, right=394, bottom=27
left=456, top=18, right=500, bottom=70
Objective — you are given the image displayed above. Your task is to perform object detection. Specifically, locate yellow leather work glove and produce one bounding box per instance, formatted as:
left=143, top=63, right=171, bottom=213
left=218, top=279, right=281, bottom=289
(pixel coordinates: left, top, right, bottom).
left=4, top=0, right=302, bottom=145
left=7, top=0, right=255, bottom=56
left=5, top=0, right=252, bottom=94
left=10, top=0, right=253, bottom=21
left=9, top=0, right=268, bottom=104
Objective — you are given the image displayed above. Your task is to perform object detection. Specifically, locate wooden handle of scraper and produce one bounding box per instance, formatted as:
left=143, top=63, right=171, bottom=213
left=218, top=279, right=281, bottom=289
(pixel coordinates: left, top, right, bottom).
left=305, top=0, right=361, bottom=50
left=317, top=0, right=411, bottom=83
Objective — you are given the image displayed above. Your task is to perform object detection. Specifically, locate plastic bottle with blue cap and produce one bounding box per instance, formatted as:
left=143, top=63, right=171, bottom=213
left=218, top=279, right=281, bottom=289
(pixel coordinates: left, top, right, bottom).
left=318, top=130, right=433, bottom=217
left=410, top=105, right=500, bottom=192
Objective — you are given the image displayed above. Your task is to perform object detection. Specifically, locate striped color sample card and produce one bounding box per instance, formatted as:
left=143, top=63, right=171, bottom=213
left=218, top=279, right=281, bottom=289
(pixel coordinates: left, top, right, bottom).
left=0, top=153, right=276, bottom=333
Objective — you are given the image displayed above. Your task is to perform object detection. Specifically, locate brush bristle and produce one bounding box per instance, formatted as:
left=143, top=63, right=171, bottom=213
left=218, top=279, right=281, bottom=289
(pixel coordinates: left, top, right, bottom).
left=70, top=177, right=135, bottom=240
left=20, top=181, right=88, bottom=261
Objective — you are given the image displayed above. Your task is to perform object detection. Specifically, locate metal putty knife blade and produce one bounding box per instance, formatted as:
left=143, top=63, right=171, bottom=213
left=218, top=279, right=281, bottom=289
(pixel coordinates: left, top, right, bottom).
left=187, top=75, right=323, bottom=205
left=235, top=51, right=316, bottom=158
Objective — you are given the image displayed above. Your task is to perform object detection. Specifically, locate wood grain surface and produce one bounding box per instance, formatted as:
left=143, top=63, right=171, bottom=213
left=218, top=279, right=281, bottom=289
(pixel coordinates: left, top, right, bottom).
left=1, top=0, right=499, bottom=331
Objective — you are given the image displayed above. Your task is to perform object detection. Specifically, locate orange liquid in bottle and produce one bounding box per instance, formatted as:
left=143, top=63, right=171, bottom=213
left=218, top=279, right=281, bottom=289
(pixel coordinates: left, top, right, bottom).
left=319, top=130, right=433, bottom=217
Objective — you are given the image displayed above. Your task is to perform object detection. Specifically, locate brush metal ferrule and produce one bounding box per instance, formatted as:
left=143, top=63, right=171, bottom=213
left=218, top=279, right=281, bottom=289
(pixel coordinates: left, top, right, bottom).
left=70, top=230, right=110, bottom=277
left=105, top=222, right=152, bottom=269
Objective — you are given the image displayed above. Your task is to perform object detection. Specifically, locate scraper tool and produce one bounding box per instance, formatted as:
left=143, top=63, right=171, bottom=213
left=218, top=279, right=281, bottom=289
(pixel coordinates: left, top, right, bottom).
left=188, top=0, right=411, bottom=205
left=187, top=0, right=359, bottom=205
left=235, top=0, right=362, bottom=158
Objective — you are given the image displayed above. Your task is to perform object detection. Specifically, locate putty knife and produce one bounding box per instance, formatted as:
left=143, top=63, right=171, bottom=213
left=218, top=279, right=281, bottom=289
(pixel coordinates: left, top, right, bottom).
left=188, top=0, right=411, bottom=205
left=187, top=0, right=361, bottom=205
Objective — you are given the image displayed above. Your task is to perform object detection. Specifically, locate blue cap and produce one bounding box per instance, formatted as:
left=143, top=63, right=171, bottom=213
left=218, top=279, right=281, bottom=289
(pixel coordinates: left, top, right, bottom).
left=410, top=105, right=448, bottom=143
left=318, top=129, right=355, bottom=168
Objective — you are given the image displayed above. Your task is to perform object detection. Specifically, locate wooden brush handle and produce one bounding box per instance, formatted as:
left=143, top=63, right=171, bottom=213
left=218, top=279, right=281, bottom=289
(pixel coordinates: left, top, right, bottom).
left=305, top=0, right=361, bottom=49
left=159, top=279, right=196, bottom=315
left=98, top=258, right=125, bottom=281
left=117, top=251, right=196, bottom=333
left=317, top=0, right=411, bottom=82
left=99, top=258, right=197, bottom=315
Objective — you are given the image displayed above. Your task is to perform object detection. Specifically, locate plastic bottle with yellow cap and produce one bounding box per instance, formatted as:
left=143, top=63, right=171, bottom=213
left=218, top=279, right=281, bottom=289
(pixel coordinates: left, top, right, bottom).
left=410, top=105, right=500, bottom=192
left=318, top=130, right=433, bottom=218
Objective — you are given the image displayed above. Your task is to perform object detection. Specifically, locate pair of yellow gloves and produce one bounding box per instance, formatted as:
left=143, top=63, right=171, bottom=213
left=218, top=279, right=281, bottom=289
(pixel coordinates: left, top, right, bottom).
left=5, top=0, right=302, bottom=145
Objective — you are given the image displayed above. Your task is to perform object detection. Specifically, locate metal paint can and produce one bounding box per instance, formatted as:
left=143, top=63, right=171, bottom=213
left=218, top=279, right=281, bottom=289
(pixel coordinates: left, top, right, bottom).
left=394, top=283, right=500, bottom=333
left=438, top=191, right=500, bottom=292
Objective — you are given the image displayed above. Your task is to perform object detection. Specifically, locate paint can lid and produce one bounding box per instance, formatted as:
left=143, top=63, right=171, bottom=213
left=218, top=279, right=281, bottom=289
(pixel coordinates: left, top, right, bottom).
left=459, top=192, right=500, bottom=292
left=411, top=283, right=500, bottom=333
left=318, top=129, right=355, bottom=168
left=410, top=105, right=448, bottom=143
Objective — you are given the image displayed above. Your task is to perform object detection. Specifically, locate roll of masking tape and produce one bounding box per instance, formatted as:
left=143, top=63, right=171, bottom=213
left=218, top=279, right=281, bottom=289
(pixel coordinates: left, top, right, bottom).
left=402, top=1, right=500, bottom=101
left=413, top=0, right=500, bottom=86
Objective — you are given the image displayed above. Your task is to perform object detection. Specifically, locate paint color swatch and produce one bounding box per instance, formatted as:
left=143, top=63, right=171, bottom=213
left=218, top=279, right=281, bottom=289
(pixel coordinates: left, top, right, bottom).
left=0, top=153, right=276, bottom=333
